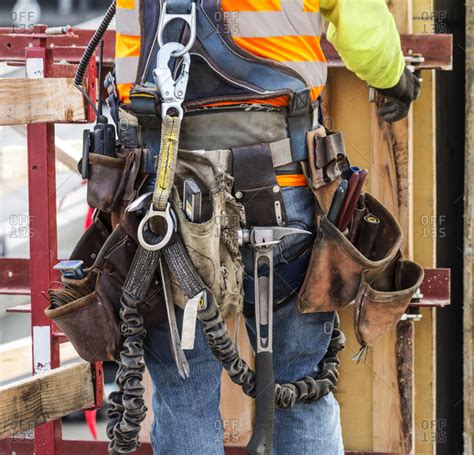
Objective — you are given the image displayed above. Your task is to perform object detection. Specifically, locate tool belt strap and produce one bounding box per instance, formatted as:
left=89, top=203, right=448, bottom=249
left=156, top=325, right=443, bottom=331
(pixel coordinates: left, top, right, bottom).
left=269, top=138, right=293, bottom=168
left=153, top=115, right=181, bottom=210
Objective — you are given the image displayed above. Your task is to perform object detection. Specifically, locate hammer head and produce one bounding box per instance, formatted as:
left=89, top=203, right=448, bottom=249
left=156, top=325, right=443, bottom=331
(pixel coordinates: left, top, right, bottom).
left=239, top=226, right=313, bottom=247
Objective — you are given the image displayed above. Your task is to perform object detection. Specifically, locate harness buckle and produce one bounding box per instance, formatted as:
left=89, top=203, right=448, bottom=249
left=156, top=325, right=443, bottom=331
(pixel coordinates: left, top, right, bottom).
left=153, top=42, right=191, bottom=119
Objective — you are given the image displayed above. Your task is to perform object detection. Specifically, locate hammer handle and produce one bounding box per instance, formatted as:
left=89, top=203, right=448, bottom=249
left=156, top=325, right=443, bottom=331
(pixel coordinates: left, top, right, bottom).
left=247, top=351, right=275, bottom=455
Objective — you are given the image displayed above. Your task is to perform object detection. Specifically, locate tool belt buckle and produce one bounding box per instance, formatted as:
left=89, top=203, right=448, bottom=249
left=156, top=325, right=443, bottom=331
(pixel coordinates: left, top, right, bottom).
left=137, top=202, right=175, bottom=251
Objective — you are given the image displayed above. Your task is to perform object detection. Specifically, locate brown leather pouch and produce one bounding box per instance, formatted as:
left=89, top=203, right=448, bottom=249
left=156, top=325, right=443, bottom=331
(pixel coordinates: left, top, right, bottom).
left=45, top=210, right=166, bottom=363
left=93, top=212, right=166, bottom=328
left=45, top=289, right=121, bottom=362
left=86, top=147, right=147, bottom=213
left=354, top=259, right=424, bottom=348
left=304, top=128, right=351, bottom=214
left=69, top=211, right=112, bottom=268
left=298, top=193, right=402, bottom=313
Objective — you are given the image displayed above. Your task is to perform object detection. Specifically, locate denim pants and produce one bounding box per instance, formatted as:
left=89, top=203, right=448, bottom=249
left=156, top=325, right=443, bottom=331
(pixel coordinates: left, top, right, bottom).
left=144, top=186, right=344, bottom=454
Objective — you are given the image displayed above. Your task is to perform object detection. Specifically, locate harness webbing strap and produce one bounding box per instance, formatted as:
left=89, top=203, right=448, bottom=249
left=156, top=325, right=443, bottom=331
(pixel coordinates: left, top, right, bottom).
left=153, top=115, right=181, bottom=210
left=167, top=0, right=193, bottom=14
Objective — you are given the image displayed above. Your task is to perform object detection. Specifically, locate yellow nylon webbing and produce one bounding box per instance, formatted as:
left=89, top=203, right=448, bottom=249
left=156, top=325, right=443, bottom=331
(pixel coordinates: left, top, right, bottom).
left=153, top=115, right=181, bottom=210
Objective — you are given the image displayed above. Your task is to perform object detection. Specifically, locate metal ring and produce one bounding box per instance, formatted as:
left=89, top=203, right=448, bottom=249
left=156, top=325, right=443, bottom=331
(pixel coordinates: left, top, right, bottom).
left=158, top=2, right=197, bottom=57
left=137, top=204, right=174, bottom=251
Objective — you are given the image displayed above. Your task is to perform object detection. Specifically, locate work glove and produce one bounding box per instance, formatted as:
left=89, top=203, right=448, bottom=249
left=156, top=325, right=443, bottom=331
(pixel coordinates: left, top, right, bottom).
left=376, top=67, right=421, bottom=122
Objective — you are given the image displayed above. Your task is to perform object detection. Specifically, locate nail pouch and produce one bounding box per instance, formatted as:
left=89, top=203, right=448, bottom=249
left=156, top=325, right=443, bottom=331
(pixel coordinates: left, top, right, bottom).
left=298, top=193, right=402, bottom=313
left=45, top=289, right=122, bottom=362
left=354, top=259, right=424, bottom=348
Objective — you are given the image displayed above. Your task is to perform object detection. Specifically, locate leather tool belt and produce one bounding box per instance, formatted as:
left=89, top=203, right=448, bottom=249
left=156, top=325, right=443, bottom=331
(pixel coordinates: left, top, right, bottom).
left=299, top=128, right=425, bottom=354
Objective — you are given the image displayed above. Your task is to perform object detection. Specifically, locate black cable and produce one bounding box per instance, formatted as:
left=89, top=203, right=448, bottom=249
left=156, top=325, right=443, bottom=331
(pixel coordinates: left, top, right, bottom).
left=74, top=1, right=116, bottom=113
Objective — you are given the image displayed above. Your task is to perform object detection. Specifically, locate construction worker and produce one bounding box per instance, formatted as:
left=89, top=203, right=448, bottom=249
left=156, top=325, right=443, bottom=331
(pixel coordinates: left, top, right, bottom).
left=112, top=0, right=420, bottom=453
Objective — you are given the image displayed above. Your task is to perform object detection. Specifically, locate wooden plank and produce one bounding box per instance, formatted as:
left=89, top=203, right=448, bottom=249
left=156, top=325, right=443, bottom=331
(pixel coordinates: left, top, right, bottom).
left=370, top=2, right=414, bottom=453
left=412, top=69, right=437, bottom=455
left=328, top=68, right=375, bottom=452
left=411, top=2, right=437, bottom=454
left=220, top=315, right=255, bottom=447
left=0, top=78, right=86, bottom=126
left=387, top=1, right=413, bottom=34
left=0, top=362, right=94, bottom=440
left=0, top=337, right=80, bottom=385
left=464, top=2, right=474, bottom=453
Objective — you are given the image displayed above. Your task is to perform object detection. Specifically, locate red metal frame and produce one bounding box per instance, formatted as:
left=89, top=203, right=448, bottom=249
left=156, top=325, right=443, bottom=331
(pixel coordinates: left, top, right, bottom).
left=0, top=26, right=103, bottom=455
left=0, top=28, right=452, bottom=70
left=0, top=25, right=452, bottom=454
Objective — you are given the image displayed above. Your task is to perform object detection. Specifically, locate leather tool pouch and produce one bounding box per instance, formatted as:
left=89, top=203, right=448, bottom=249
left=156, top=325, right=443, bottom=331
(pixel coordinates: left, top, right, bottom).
left=232, top=143, right=287, bottom=227
left=45, top=211, right=166, bottom=362
left=299, top=127, right=424, bottom=347
left=169, top=149, right=245, bottom=319
left=45, top=271, right=121, bottom=363
left=354, top=259, right=424, bottom=348
left=83, top=147, right=149, bottom=214
left=305, top=128, right=351, bottom=214
left=298, top=193, right=403, bottom=313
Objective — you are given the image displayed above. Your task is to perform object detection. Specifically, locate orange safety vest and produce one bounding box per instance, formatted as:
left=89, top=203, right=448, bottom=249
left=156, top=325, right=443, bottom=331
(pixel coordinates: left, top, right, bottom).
left=116, top=0, right=325, bottom=106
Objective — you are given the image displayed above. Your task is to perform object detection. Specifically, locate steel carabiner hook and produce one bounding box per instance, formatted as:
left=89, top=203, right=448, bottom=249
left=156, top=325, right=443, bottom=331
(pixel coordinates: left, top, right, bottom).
left=153, top=42, right=191, bottom=119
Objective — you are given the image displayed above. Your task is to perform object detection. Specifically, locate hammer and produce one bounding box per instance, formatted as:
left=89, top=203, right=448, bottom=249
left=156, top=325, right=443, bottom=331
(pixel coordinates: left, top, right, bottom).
left=239, top=226, right=312, bottom=455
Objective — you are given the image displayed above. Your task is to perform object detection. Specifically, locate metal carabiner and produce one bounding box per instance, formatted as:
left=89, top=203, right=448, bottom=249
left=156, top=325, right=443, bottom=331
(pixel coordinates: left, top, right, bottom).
left=153, top=42, right=191, bottom=119
left=157, top=1, right=197, bottom=57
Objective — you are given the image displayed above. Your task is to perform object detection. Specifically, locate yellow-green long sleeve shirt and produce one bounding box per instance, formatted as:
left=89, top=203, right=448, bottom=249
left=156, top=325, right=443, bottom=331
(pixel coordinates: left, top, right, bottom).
left=320, top=0, right=405, bottom=89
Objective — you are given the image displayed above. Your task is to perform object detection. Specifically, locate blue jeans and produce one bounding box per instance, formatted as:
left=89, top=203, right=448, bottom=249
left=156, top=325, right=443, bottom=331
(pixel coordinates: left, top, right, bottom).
left=144, top=186, right=344, bottom=454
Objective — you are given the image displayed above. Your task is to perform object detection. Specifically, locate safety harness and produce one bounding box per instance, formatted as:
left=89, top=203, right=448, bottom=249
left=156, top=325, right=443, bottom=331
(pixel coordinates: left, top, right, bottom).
left=72, top=2, right=345, bottom=454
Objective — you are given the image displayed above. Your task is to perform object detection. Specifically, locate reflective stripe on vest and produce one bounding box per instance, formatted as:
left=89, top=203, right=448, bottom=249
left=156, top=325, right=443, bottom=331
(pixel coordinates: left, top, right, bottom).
left=116, top=0, right=140, bottom=102
left=222, top=0, right=326, bottom=102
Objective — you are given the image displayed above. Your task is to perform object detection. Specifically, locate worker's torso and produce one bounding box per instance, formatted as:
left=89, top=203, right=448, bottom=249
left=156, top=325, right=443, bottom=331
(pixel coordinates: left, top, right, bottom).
left=115, top=0, right=327, bottom=107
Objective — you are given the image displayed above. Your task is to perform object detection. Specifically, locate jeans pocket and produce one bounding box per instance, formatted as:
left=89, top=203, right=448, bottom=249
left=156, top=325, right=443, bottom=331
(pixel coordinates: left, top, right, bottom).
left=277, top=186, right=315, bottom=264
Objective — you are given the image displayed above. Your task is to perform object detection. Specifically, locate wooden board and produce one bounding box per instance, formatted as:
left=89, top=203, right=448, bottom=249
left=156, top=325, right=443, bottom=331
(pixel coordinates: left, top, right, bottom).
left=0, top=362, right=94, bottom=440
left=412, top=69, right=437, bottom=455
left=370, top=3, right=415, bottom=453
left=0, top=337, right=80, bottom=385
left=328, top=69, right=375, bottom=452
left=464, top=2, right=474, bottom=453
left=0, top=78, right=86, bottom=126
left=411, top=3, right=437, bottom=454
left=220, top=315, right=255, bottom=447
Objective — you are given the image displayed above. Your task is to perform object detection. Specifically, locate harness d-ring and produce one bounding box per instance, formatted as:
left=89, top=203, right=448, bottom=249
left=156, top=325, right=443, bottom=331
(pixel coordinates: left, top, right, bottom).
left=138, top=203, right=175, bottom=251
left=158, top=1, right=196, bottom=57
